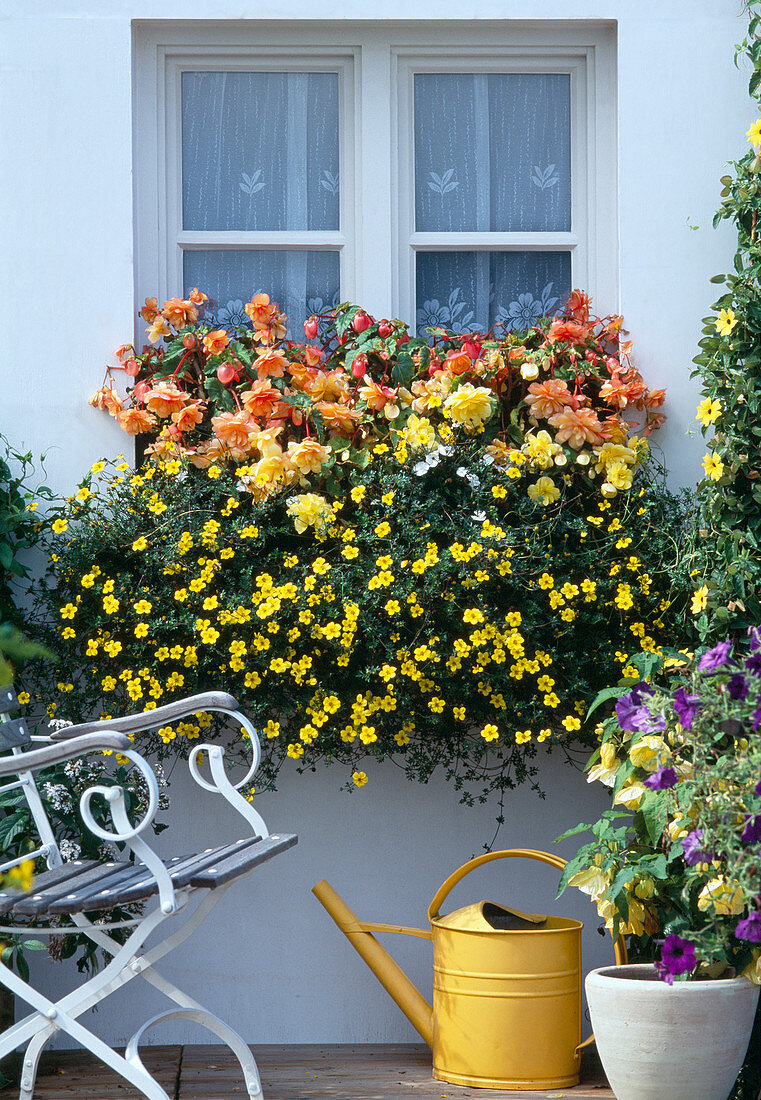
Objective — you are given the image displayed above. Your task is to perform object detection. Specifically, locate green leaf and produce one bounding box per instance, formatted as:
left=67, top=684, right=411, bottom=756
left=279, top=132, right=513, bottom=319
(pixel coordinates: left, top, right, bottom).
left=639, top=789, right=668, bottom=846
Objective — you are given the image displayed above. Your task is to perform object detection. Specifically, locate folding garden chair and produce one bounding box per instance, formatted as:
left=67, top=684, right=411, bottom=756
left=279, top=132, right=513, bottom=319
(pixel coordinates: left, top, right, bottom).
left=0, top=685, right=296, bottom=1099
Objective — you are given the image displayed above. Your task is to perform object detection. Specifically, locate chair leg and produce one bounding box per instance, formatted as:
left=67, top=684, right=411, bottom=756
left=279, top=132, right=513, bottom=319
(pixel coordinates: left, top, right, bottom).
left=17, top=1025, right=54, bottom=1100
left=126, top=1008, right=263, bottom=1098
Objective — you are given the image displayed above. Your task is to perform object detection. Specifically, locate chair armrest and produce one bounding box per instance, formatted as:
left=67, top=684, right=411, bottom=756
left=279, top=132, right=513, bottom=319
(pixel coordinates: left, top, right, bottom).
left=48, top=691, right=239, bottom=741
left=0, top=732, right=133, bottom=776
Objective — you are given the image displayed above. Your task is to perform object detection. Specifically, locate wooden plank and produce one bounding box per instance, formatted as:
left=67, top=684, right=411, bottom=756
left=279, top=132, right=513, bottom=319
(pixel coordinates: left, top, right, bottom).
left=0, top=1043, right=613, bottom=1098
left=0, top=686, right=19, bottom=715
left=0, top=718, right=31, bottom=750
left=0, top=861, right=101, bottom=916
left=188, top=833, right=297, bottom=888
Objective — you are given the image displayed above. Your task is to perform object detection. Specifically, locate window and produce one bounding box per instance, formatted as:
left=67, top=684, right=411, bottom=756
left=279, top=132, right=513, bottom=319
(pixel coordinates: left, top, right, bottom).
left=134, top=23, right=615, bottom=335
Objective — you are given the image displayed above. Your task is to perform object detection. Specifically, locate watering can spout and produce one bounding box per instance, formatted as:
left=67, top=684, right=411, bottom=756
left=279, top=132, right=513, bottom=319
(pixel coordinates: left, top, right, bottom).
left=312, top=879, right=434, bottom=1048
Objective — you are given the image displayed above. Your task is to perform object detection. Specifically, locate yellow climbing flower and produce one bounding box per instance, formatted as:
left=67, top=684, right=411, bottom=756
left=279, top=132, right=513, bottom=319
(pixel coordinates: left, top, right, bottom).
left=696, top=397, right=721, bottom=427
left=715, top=308, right=738, bottom=336
left=702, top=453, right=724, bottom=481
left=747, top=118, right=761, bottom=147
left=691, top=586, right=708, bottom=615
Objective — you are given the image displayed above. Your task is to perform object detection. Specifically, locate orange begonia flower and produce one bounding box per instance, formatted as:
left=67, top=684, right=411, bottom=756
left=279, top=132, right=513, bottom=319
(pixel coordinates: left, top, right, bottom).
left=254, top=349, right=289, bottom=381
left=442, top=350, right=472, bottom=376
left=547, top=319, right=590, bottom=345
left=358, top=378, right=400, bottom=419
left=162, top=297, right=199, bottom=329
left=315, top=402, right=361, bottom=435
left=89, top=386, right=124, bottom=416
left=140, top=297, right=160, bottom=323
left=146, top=316, right=172, bottom=344
left=307, top=368, right=351, bottom=403
left=244, top=293, right=278, bottom=330
left=171, top=401, right=205, bottom=433
left=302, top=346, right=323, bottom=368
left=241, top=379, right=282, bottom=421
left=188, top=439, right=227, bottom=469
left=188, top=287, right=208, bottom=304
left=117, top=408, right=157, bottom=435
left=643, top=388, right=666, bottom=409
left=524, top=379, right=574, bottom=420
left=202, top=329, right=230, bottom=357
left=286, top=439, right=331, bottom=476
left=114, top=344, right=134, bottom=364
left=565, top=289, right=592, bottom=324
left=548, top=406, right=604, bottom=450
left=251, top=427, right=284, bottom=460
left=144, top=383, right=187, bottom=418
left=211, top=411, right=257, bottom=452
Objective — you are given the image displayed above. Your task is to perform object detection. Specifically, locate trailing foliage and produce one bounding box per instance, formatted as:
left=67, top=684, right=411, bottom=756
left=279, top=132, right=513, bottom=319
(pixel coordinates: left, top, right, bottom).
left=0, top=438, right=53, bottom=627
left=689, top=6, right=761, bottom=640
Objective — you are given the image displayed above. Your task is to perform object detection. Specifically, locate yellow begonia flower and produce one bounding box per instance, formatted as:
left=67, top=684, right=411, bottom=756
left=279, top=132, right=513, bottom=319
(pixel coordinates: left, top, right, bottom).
left=715, top=308, right=738, bottom=336
left=702, top=453, right=725, bottom=481
left=742, top=951, right=761, bottom=986
left=696, top=397, right=721, bottom=427
left=443, top=383, right=494, bottom=430
left=527, top=476, right=561, bottom=506
left=697, top=878, right=745, bottom=917
left=286, top=493, right=334, bottom=535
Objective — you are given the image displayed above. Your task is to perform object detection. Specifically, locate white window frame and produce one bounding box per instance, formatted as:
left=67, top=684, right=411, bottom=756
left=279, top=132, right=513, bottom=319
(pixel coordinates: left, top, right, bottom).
left=133, top=22, right=616, bottom=329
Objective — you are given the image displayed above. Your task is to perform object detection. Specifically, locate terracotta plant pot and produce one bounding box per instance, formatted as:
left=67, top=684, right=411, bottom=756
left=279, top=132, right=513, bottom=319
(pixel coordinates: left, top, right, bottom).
left=585, top=963, right=759, bottom=1100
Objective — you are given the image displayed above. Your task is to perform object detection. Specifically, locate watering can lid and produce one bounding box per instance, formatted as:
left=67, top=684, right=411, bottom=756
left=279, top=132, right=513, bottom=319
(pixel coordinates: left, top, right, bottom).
left=434, top=900, right=549, bottom=932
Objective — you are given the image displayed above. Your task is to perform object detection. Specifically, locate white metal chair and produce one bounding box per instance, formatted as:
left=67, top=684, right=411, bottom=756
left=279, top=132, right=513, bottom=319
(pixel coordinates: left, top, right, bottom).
left=0, top=684, right=296, bottom=1099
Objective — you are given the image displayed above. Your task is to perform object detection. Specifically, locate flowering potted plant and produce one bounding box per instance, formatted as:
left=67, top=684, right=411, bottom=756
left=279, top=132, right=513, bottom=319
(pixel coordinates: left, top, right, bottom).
left=558, top=634, right=761, bottom=1100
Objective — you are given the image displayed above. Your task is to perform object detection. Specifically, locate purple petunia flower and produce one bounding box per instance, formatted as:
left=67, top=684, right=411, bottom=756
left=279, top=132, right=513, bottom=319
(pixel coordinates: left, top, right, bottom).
left=698, top=640, right=733, bottom=672
left=742, top=815, right=761, bottom=845
left=654, top=934, right=697, bottom=984
left=644, top=766, right=678, bottom=790
left=615, top=693, right=647, bottom=732
left=749, top=627, right=761, bottom=653
left=754, top=706, right=761, bottom=733
left=673, top=688, right=702, bottom=730
left=682, top=829, right=711, bottom=866
left=736, top=911, right=761, bottom=943
left=728, top=674, right=749, bottom=701
left=747, top=653, right=761, bottom=677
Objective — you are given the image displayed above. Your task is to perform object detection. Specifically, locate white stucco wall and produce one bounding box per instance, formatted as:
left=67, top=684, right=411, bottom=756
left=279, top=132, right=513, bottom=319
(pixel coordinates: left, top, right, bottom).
left=0, top=0, right=751, bottom=1050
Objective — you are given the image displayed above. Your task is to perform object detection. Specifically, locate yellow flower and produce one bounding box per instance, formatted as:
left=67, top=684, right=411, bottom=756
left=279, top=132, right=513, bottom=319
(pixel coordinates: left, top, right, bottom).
left=562, top=715, right=581, bottom=732
left=715, top=308, right=738, bottom=336
left=527, top=476, right=561, bottom=507
left=52, top=518, right=68, bottom=535
left=567, top=865, right=609, bottom=897
left=134, top=623, right=149, bottom=638
left=350, top=486, right=366, bottom=503
left=443, top=383, right=494, bottom=430
left=132, top=536, right=148, bottom=552
left=586, top=746, right=620, bottom=787
left=287, top=493, right=334, bottom=535
left=133, top=599, right=152, bottom=614
left=374, top=521, right=391, bottom=538
left=691, top=586, right=708, bottom=615
left=352, top=771, right=368, bottom=787
left=747, top=118, right=761, bottom=146
left=17, top=692, right=30, bottom=706
left=59, top=603, right=77, bottom=619
left=207, top=465, right=222, bottom=479
left=696, top=397, right=721, bottom=427
left=480, top=723, right=499, bottom=742
left=384, top=599, right=400, bottom=615
left=702, top=453, right=724, bottom=481
left=342, top=545, right=359, bottom=560
left=614, top=779, right=646, bottom=810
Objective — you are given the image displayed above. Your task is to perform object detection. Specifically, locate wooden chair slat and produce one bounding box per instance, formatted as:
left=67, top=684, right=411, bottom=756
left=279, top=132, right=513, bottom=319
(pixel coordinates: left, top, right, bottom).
left=0, top=718, right=31, bottom=751
left=188, top=834, right=298, bottom=889
left=0, top=686, right=18, bottom=715
left=0, top=860, right=100, bottom=916
left=12, top=860, right=131, bottom=916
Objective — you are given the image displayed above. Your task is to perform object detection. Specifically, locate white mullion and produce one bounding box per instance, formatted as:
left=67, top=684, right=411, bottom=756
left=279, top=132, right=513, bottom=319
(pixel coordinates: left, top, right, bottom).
left=177, top=232, right=346, bottom=250
left=410, top=232, right=578, bottom=250
left=164, top=54, right=184, bottom=300
left=394, top=49, right=416, bottom=324
left=359, top=40, right=394, bottom=317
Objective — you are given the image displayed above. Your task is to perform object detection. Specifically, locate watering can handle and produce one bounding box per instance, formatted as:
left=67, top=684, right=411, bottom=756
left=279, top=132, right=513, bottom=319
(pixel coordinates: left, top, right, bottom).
left=427, top=846, right=627, bottom=963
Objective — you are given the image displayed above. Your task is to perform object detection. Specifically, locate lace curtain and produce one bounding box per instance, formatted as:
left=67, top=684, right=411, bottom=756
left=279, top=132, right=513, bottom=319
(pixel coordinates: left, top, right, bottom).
left=181, top=71, right=341, bottom=334
left=414, top=72, right=572, bottom=332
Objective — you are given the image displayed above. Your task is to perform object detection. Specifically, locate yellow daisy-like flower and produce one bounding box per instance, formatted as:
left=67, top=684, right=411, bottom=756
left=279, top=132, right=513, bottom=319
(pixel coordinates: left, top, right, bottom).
left=715, top=308, right=738, bottom=337
left=374, top=521, right=391, bottom=538
left=702, top=453, right=725, bottom=481
left=691, top=585, right=708, bottom=615
left=207, top=465, right=222, bottom=479
left=342, top=545, right=359, bottom=560
left=132, top=536, right=148, bottom=552
left=350, top=486, right=366, bottom=503
left=562, top=715, right=581, bottom=732
left=480, top=723, right=499, bottom=742
left=747, top=119, right=761, bottom=147
left=695, top=397, right=721, bottom=427
left=352, top=770, right=368, bottom=787
left=384, top=599, right=400, bottom=615
left=52, top=518, right=69, bottom=535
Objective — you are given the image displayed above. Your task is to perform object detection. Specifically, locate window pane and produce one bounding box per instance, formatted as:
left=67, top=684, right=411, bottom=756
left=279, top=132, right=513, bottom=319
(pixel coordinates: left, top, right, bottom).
left=414, top=73, right=571, bottom=233
left=416, top=251, right=571, bottom=333
left=182, top=72, right=340, bottom=232
left=184, top=250, right=340, bottom=337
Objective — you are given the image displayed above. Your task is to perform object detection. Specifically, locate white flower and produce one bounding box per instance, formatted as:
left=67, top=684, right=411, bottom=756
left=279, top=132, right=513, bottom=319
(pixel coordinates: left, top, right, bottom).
left=59, top=840, right=81, bottom=862
left=413, top=462, right=429, bottom=476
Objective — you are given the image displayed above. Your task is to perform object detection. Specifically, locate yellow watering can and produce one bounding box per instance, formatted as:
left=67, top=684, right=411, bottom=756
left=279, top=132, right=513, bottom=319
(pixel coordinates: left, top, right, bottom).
left=313, top=848, right=626, bottom=1091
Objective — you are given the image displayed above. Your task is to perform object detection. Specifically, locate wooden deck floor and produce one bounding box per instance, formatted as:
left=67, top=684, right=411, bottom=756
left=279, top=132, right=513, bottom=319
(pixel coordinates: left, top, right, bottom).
left=0, top=1043, right=613, bottom=1098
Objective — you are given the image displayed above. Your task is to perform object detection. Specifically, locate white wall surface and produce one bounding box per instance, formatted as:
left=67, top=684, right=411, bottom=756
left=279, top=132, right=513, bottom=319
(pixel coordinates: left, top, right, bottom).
left=0, top=0, right=752, bottom=1050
